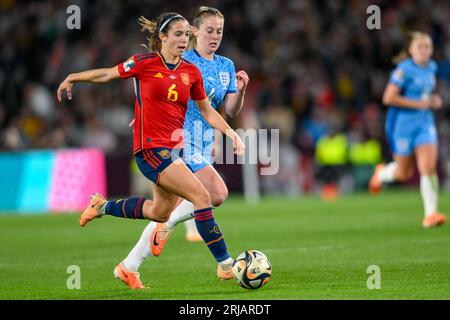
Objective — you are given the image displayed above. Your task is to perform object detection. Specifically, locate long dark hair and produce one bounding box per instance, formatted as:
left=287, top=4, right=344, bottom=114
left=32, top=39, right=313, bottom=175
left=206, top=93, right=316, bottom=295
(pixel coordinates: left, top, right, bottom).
left=138, top=12, right=187, bottom=52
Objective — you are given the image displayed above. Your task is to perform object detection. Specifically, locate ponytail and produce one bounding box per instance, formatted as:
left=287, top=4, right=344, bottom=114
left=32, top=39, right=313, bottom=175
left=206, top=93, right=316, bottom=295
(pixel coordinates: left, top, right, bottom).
left=392, top=31, right=432, bottom=64
left=138, top=13, right=186, bottom=53
left=138, top=16, right=158, bottom=52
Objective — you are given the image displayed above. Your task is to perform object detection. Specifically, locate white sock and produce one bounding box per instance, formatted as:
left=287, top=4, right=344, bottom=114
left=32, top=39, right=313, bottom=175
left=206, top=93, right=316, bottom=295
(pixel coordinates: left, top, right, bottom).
left=420, top=174, right=439, bottom=217
left=379, top=162, right=398, bottom=183
left=122, top=222, right=155, bottom=272
left=167, top=200, right=195, bottom=229
left=184, top=218, right=198, bottom=233
left=219, top=257, right=234, bottom=266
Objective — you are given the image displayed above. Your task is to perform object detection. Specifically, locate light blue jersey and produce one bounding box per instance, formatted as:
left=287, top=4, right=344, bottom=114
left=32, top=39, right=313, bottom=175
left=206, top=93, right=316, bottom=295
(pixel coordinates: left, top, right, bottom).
left=182, top=49, right=237, bottom=171
left=386, top=58, right=438, bottom=156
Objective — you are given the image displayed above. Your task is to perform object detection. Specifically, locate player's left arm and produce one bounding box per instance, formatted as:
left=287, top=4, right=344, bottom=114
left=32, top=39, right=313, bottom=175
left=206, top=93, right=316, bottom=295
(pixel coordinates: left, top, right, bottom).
left=195, top=98, right=245, bottom=155
left=222, top=70, right=249, bottom=117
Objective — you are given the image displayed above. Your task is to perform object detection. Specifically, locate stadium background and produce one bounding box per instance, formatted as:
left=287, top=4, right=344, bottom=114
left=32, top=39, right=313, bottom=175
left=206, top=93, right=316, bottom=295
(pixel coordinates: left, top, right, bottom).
left=0, top=0, right=449, bottom=301
left=1, top=0, right=450, bottom=200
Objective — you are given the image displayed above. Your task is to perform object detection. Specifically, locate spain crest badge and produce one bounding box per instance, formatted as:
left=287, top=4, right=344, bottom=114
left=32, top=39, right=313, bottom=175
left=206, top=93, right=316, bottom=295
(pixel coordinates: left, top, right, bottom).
left=181, top=73, right=190, bottom=85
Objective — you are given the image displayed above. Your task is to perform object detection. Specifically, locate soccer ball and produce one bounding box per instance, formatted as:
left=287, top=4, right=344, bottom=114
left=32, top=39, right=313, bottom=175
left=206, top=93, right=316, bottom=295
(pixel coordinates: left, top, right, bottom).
left=232, top=250, right=272, bottom=289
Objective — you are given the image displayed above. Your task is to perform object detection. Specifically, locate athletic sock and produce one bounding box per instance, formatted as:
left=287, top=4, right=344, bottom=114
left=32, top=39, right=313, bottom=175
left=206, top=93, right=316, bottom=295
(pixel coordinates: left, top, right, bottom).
left=420, top=174, right=439, bottom=217
left=194, top=207, right=230, bottom=263
left=167, top=200, right=195, bottom=229
left=122, top=222, right=155, bottom=272
left=379, top=162, right=398, bottom=183
left=219, top=257, right=234, bottom=266
left=105, top=197, right=146, bottom=219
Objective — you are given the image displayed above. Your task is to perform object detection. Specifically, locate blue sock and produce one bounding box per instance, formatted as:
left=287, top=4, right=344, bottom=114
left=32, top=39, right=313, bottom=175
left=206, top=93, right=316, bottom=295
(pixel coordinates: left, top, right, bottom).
left=105, top=197, right=146, bottom=219
left=194, top=207, right=230, bottom=262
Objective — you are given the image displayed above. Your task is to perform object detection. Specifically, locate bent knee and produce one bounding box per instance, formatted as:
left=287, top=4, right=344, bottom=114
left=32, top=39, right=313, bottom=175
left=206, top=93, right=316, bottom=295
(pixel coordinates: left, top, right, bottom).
left=211, top=187, right=229, bottom=207
left=193, top=189, right=211, bottom=208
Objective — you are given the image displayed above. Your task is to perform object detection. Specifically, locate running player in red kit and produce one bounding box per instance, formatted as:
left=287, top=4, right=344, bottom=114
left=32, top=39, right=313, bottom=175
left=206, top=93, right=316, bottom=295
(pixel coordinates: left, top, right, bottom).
left=57, top=12, right=245, bottom=289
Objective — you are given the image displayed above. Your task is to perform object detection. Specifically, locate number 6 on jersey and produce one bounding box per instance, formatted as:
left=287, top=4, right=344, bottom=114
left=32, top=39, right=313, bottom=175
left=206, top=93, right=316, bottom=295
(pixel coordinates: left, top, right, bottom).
left=167, top=84, right=178, bottom=102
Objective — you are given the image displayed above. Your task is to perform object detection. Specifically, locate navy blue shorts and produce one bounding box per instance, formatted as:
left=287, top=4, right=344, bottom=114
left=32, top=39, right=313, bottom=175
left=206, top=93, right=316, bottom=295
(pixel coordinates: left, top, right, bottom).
left=135, top=148, right=185, bottom=185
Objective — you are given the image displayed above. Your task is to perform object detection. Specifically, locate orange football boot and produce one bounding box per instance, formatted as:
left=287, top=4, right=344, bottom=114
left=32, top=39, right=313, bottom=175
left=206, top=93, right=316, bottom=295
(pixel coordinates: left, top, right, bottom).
left=150, top=223, right=173, bottom=256
left=113, top=263, right=145, bottom=289
left=422, top=213, right=447, bottom=228
left=79, top=193, right=106, bottom=227
left=369, top=164, right=385, bottom=195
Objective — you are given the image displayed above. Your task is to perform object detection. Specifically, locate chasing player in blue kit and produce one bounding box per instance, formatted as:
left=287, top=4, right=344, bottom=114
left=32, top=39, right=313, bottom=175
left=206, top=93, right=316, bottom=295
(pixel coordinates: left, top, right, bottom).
left=369, top=31, right=447, bottom=228
left=115, top=6, right=250, bottom=289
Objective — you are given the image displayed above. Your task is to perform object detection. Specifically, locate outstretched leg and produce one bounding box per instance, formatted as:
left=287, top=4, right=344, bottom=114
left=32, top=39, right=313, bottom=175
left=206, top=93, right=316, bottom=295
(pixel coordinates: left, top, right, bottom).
left=114, top=184, right=179, bottom=289
left=112, top=158, right=234, bottom=289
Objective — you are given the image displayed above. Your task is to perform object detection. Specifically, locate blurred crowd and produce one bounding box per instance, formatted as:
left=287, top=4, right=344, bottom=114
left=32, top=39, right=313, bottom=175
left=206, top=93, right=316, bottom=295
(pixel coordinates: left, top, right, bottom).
left=1, top=0, right=450, bottom=193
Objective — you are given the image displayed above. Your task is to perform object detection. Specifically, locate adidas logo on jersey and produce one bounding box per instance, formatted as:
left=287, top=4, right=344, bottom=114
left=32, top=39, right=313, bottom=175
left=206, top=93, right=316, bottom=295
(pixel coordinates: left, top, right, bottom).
left=154, top=72, right=163, bottom=78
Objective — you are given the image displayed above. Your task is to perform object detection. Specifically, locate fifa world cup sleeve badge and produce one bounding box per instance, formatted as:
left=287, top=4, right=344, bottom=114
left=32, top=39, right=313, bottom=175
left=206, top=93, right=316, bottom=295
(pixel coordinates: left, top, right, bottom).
left=123, top=57, right=135, bottom=72
left=393, top=68, right=404, bottom=82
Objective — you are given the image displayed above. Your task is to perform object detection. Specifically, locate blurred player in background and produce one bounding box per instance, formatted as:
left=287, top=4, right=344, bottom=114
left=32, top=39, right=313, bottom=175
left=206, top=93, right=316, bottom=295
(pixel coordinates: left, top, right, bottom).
left=57, top=12, right=245, bottom=289
left=118, top=6, right=249, bottom=289
left=369, top=31, right=447, bottom=228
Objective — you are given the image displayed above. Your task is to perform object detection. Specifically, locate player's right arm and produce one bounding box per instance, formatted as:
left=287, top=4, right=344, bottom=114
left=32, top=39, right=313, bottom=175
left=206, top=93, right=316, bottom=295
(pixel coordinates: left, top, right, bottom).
left=382, top=63, right=441, bottom=110
left=57, top=55, right=145, bottom=102
left=57, top=67, right=120, bottom=102
left=382, top=83, right=441, bottom=110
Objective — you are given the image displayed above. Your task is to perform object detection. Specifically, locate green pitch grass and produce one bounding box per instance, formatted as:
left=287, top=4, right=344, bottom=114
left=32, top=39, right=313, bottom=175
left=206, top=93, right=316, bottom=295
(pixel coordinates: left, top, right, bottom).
left=0, top=190, right=449, bottom=299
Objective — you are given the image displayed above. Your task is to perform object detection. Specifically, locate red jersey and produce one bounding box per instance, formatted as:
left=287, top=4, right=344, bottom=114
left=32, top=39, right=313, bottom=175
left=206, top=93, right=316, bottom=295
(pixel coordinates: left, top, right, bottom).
left=117, top=52, right=207, bottom=153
